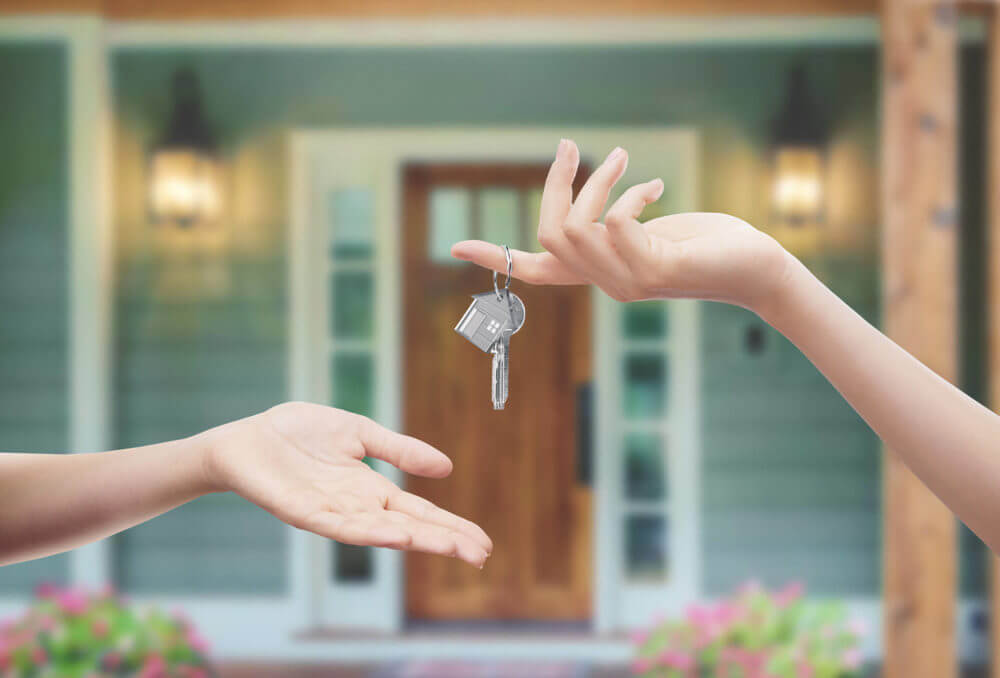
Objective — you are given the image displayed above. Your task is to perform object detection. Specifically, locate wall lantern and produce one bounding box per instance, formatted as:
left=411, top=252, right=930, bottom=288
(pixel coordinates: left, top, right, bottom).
left=770, top=66, right=827, bottom=228
left=149, top=68, right=222, bottom=227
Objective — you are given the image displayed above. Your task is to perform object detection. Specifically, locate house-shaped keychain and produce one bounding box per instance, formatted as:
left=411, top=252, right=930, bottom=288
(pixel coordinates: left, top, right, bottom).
left=454, top=292, right=515, bottom=353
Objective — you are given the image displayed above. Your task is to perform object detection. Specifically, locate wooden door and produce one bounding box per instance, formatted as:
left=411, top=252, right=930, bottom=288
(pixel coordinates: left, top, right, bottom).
left=404, top=164, right=592, bottom=621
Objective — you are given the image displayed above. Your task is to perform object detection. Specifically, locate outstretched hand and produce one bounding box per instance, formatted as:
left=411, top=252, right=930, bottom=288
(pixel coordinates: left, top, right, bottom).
left=451, top=139, right=793, bottom=315
left=201, top=402, right=492, bottom=568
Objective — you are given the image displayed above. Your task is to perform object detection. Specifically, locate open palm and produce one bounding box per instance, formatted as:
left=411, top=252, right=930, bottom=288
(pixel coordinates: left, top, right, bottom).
left=202, top=402, right=492, bottom=568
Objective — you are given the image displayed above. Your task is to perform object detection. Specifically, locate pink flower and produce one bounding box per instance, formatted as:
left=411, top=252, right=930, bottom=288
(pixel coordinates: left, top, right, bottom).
left=847, top=618, right=868, bottom=638
left=91, top=618, right=109, bottom=638
left=630, top=629, right=649, bottom=646
left=842, top=648, right=863, bottom=670
left=140, top=654, right=167, bottom=678
left=31, top=645, right=47, bottom=665
left=775, top=581, right=805, bottom=608
left=55, top=589, right=88, bottom=615
left=631, top=657, right=653, bottom=674
left=185, top=628, right=211, bottom=655
left=796, top=659, right=814, bottom=678
left=34, top=583, right=58, bottom=599
left=0, top=644, right=9, bottom=671
left=659, top=650, right=695, bottom=670
left=38, top=615, right=56, bottom=632
left=102, top=651, right=123, bottom=670
left=738, top=579, right=763, bottom=596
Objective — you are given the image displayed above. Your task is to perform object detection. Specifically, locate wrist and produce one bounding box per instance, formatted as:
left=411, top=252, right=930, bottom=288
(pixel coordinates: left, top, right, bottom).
left=752, top=248, right=813, bottom=331
left=183, top=428, right=228, bottom=495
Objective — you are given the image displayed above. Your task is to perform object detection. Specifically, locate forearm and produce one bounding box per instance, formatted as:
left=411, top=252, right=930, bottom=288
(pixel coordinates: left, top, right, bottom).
left=0, top=436, right=218, bottom=566
left=760, top=255, right=1000, bottom=551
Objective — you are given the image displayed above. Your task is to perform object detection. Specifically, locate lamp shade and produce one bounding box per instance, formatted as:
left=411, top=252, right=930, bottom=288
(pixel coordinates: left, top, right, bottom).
left=770, top=66, right=826, bottom=227
left=149, top=68, right=221, bottom=227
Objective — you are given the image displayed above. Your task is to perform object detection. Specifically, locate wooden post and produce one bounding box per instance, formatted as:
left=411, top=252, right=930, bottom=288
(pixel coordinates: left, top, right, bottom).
left=881, top=2, right=958, bottom=678
left=989, top=11, right=1000, bottom=678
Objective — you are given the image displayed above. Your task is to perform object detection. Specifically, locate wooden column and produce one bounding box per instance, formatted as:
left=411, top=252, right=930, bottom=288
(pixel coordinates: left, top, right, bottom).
left=989, top=12, right=1000, bottom=678
left=881, top=2, right=958, bottom=678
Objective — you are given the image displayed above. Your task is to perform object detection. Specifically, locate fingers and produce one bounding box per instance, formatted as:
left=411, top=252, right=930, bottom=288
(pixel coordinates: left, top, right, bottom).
left=539, top=138, right=579, bottom=235
left=450, top=241, right=583, bottom=285
left=387, top=491, right=493, bottom=554
left=303, top=511, right=489, bottom=568
left=384, top=511, right=489, bottom=568
left=566, top=146, right=628, bottom=226
left=604, top=178, right=662, bottom=267
left=356, top=418, right=453, bottom=478
left=304, top=512, right=412, bottom=550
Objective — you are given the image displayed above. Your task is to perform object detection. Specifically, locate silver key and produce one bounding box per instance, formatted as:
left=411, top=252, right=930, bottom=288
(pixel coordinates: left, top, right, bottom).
left=453, top=245, right=525, bottom=410
left=491, top=291, right=525, bottom=410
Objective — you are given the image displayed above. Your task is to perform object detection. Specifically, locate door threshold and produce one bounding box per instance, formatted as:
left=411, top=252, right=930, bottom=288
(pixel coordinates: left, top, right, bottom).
left=293, top=627, right=631, bottom=662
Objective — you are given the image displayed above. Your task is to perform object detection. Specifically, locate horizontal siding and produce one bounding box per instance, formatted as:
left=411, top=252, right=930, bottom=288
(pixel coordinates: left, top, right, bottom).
left=0, top=43, right=70, bottom=592
left=700, top=283, right=881, bottom=596
left=111, top=255, right=286, bottom=594
left=114, top=496, right=286, bottom=594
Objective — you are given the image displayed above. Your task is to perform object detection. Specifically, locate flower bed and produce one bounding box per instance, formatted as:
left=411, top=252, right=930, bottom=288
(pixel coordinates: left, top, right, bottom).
left=632, top=582, right=866, bottom=678
left=0, top=584, right=213, bottom=678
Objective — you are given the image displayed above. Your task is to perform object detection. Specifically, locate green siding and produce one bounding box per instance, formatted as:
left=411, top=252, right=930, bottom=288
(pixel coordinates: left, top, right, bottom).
left=701, top=259, right=881, bottom=595
left=0, top=44, right=70, bottom=592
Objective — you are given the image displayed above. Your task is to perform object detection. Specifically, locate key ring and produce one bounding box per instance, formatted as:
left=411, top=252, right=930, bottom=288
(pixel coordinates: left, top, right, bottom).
left=493, top=245, right=513, bottom=301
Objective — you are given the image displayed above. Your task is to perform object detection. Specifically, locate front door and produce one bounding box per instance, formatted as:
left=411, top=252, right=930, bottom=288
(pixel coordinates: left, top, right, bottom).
left=403, top=164, right=592, bottom=621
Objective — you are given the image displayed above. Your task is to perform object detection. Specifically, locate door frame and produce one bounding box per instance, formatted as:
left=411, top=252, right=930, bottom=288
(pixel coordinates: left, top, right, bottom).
left=288, top=127, right=700, bottom=633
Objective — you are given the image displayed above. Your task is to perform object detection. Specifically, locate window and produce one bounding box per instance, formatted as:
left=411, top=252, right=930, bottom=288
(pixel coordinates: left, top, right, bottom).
left=327, top=188, right=377, bottom=584
left=619, top=301, right=672, bottom=583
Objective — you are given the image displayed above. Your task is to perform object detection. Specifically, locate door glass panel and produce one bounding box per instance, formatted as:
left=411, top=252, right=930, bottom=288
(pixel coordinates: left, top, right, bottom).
left=624, top=433, right=665, bottom=500
left=334, top=544, right=373, bottom=583
left=330, top=188, right=374, bottom=260
left=331, top=353, right=373, bottom=417
left=331, top=271, right=373, bottom=340
left=624, top=301, right=668, bottom=339
left=429, top=188, right=470, bottom=264
left=479, top=188, right=520, bottom=249
left=625, top=514, right=668, bottom=580
left=623, top=353, right=667, bottom=418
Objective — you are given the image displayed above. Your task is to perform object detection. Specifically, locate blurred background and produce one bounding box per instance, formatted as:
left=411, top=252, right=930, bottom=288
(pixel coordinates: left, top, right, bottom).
left=0, top=1, right=992, bottom=677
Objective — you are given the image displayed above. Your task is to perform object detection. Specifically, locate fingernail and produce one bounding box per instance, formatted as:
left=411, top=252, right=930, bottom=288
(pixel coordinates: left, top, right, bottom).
left=605, top=146, right=625, bottom=163
left=557, top=138, right=570, bottom=158
left=651, top=178, right=665, bottom=198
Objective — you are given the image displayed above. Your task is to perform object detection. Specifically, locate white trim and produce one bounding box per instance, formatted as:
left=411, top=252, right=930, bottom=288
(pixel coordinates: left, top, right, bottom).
left=290, top=126, right=699, bottom=637
left=0, top=14, right=114, bottom=590
left=99, top=14, right=983, bottom=48
left=107, top=16, right=881, bottom=47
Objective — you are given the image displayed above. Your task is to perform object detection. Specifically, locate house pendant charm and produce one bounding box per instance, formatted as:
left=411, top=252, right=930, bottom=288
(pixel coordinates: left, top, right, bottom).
left=455, top=291, right=521, bottom=353
left=454, top=289, right=526, bottom=410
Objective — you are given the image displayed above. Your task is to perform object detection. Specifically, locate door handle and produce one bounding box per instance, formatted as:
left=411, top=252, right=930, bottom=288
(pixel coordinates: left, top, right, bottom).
left=576, top=382, right=594, bottom=487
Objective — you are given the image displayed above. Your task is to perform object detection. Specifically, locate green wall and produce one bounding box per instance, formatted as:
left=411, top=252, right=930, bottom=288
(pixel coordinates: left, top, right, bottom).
left=0, top=44, right=70, bottom=592
left=112, top=44, right=893, bottom=597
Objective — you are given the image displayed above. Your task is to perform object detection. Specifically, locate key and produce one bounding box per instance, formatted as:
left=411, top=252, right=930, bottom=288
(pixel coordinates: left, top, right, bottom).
left=453, top=245, right=525, bottom=409
left=490, top=291, right=525, bottom=410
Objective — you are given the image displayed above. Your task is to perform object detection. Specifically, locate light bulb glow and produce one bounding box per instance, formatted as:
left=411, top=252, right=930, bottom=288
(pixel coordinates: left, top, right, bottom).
left=772, top=146, right=823, bottom=225
left=150, top=149, right=221, bottom=226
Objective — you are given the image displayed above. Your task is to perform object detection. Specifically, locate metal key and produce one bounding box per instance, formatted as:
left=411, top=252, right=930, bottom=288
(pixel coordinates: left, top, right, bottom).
left=453, top=245, right=525, bottom=410
left=491, top=290, right=525, bottom=410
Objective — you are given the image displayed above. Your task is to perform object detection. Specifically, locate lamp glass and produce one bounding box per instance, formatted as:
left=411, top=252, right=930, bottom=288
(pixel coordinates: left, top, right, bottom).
left=149, top=148, right=221, bottom=226
left=772, top=146, right=823, bottom=226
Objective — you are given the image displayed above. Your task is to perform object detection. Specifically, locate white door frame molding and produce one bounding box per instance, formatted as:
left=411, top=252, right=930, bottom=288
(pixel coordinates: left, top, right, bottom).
left=288, top=126, right=699, bottom=634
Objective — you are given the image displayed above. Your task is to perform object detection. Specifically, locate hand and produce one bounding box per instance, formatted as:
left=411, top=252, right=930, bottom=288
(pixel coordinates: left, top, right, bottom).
left=199, top=402, right=492, bottom=568
left=451, top=139, right=793, bottom=314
